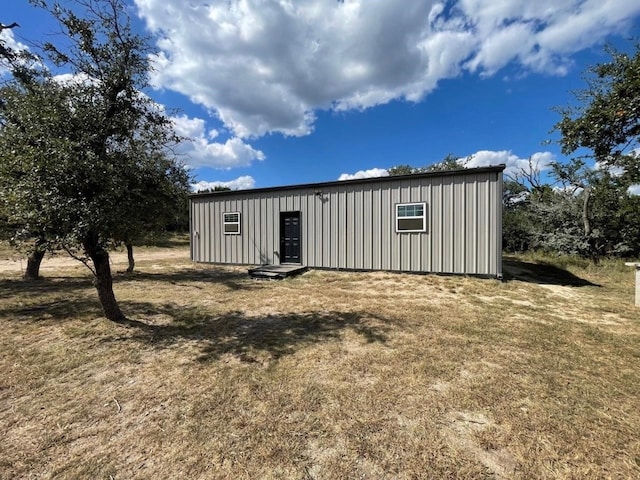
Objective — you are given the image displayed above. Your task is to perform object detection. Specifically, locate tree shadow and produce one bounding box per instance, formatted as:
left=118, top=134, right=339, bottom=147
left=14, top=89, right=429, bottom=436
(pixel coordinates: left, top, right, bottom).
left=0, top=297, right=103, bottom=321
left=1, top=264, right=390, bottom=363
left=0, top=276, right=94, bottom=298
left=105, top=301, right=391, bottom=364
left=115, top=267, right=257, bottom=291
left=503, top=259, right=599, bottom=287
left=0, top=276, right=102, bottom=321
left=0, top=267, right=276, bottom=322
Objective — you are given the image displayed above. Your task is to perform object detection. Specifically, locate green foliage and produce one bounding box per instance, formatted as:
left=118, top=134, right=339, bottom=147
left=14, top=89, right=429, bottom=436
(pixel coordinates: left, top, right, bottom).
left=387, top=164, right=415, bottom=176
left=503, top=163, right=640, bottom=260
left=555, top=44, right=640, bottom=178
left=502, top=180, right=536, bottom=252
left=196, top=186, right=232, bottom=194
left=423, top=153, right=463, bottom=172
left=0, top=0, right=189, bottom=250
left=0, top=0, right=190, bottom=320
left=0, top=206, right=11, bottom=241
left=545, top=42, right=640, bottom=260
left=388, top=154, right=463, bottom=176
left=505, top=43, right=640, bottom=261
left=587, top=172, right=640, bottom=256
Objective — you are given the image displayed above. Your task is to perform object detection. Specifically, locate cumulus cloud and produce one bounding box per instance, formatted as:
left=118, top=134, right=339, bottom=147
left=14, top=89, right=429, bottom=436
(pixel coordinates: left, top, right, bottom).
left=0, top=28, right=23, bottom=49
left=338, top=168, right=389, bottom=181
left=192, top=175, right=256, bottom=192
left=52, top=72, right=97, bottom=86
left=0, top=28, right=27, bottom=49
left=628, top=185, right=640, bottom=196
left=1, top=29, right=35, bottom=77
left=464, top=150, right=555, bottom=179
left=134, top=0, right=640, bottom=139
left=338, top=150, right=553, bottom=182
left=594, top=161, right=626, bottom=177
left=172, top=115, right=265, bottom=169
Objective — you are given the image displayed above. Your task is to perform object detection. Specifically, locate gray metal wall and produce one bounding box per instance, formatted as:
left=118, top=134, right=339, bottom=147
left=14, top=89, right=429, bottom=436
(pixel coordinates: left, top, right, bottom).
left=190, top=167, right=503, bottom=277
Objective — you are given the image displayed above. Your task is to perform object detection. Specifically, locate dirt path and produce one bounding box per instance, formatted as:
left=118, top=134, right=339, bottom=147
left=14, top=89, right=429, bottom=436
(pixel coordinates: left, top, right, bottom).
left=0, top=248, right=190, bottom=274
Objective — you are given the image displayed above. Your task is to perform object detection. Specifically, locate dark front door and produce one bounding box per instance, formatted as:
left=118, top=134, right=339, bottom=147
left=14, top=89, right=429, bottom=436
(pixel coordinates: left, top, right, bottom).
left=280, top=212, right=301, bottom=263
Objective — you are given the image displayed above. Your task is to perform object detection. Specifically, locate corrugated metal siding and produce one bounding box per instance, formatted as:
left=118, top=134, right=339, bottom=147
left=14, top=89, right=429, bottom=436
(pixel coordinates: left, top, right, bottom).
left=190, top=168, right=503, bottom=277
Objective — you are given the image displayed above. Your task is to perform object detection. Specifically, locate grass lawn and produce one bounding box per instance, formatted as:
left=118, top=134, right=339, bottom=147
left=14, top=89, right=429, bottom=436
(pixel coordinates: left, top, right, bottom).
left=1, top=244, right=639, bottom=479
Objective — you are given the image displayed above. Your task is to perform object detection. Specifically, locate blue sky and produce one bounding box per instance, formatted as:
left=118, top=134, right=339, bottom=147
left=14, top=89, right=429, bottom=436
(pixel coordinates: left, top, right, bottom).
left=3, top=0, right=640, bottom=191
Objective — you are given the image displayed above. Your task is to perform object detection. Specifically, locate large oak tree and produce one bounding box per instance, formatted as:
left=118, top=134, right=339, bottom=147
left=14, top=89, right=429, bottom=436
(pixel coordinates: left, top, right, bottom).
left=0, top=0, right=190, bottom=322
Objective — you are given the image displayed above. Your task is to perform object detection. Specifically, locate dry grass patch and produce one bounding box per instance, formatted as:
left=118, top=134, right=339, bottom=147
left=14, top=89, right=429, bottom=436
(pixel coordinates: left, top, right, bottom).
left=1, top=247, right=639, bottom=478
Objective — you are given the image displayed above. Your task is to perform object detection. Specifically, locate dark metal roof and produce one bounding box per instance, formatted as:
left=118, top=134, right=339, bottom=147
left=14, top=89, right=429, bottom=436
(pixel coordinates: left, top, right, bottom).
left=189, top=164, right=506, bottom=198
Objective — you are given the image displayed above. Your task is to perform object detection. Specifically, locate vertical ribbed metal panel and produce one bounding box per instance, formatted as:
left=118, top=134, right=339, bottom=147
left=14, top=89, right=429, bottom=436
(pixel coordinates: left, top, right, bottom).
left=189, top=167, right=504, bottom=277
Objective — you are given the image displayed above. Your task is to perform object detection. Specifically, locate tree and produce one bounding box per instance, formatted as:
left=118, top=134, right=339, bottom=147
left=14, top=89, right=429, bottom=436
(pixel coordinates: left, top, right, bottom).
left=388, top=154, right=464, bottom=176
left=553, top=43, right=640, bottom=260
left=502, top=179, right=535, bottom=253
left=111, top=145, right=190, bottom=273
left=196, top=186, right=232, bottom=193
left=387, top=164, right=416, bottom=176
left=0, top=0, right=188, bottom=322
left=0, top=76, right=67, bottom=280
left=423, top=153, right=463, bottom=172
left=555, top=44, right=640, bottom=180
left=551, top=159, right=596, bottom=251
left=0, top=23, right=48, bottom=280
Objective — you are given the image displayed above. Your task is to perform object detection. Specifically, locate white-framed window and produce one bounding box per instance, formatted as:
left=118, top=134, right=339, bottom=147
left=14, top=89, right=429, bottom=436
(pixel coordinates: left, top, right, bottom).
left=223, top=212, right=241, bottom=235
left=396, top=202, right=426, bottom=232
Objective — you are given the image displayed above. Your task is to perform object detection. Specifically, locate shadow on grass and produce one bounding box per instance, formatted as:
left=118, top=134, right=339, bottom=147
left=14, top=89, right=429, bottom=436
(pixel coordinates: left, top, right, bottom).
left=0, top=276, right=94, bottom=297
left=1, top=276, right=389, bottom=364
left=0, top=266, right=255, bottom=301
left=1, top=298, right=104, bottom=321
left=1, top=264, right=387, bottom=362
left=0, top=276, right=101, bottom=321
left=109, top=301, right=390, bottom=363
left=503, top=258, right=599, bottom=287
left=115, top=267, right=256, bottom=291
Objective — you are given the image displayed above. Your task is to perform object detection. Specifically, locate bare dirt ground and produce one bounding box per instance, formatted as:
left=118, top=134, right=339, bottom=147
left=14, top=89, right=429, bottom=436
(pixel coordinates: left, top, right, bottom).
left=0, top=247, right=190, bottom=274
left=1, top=246, right=639, bottom=479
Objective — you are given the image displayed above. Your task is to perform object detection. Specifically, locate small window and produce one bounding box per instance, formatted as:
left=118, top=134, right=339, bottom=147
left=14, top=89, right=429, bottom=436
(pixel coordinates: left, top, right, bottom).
left=396, top=202, right=426, bottom=232
left=223, top=212, right=241, bottom=235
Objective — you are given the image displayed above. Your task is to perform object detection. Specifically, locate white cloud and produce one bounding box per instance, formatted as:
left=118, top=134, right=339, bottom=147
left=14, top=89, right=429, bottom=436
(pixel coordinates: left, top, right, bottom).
left=134, top=0, right=640, bottom=139
left=0, top=28, right=23, bottom=49
left=338, top=168, right=389, bottom=181
left=192, top=176, right=256, bottom=192
left=594, top=161, right=626, bottom=177
left=0, top=28, right=27, bottom=59
left=172, top=115, right=265, bottom=169
left=628, top=185, right=640, bottom=196
left=338, top=151, right=553, bottom=182
left=52, top=72, right=97, bottom=87
left=464, top=149, right=555, bottom=178
left=1, top=29, right=38, bottom=77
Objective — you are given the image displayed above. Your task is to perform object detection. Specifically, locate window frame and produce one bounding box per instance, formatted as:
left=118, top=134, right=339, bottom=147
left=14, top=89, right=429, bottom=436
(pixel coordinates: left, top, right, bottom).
left=395, top=202, right=426, bottom=233
left=223, top=212, right=241, bottom=235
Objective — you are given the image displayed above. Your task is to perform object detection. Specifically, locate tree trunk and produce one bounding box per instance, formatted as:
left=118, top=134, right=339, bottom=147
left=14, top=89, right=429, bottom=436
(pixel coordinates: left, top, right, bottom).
left=126, top=241, right=135, bottom=273
left=24, top=248, right=45, bottom=280
left=581, top=186, right=600, bottom=262
left=582, top=186, right=592, bottom=237
left=24, top=236, right=46, bottom=280
left=84, top=236, right=127, bottom=323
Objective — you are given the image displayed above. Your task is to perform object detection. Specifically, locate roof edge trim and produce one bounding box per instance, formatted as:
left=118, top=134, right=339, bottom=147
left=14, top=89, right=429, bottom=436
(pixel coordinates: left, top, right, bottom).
left=189, top=164, right=506, bottom=198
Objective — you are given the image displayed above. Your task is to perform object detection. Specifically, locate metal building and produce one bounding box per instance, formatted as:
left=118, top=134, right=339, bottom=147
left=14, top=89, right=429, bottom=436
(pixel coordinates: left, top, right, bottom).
left=190, top=165, right=505, bottom=277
